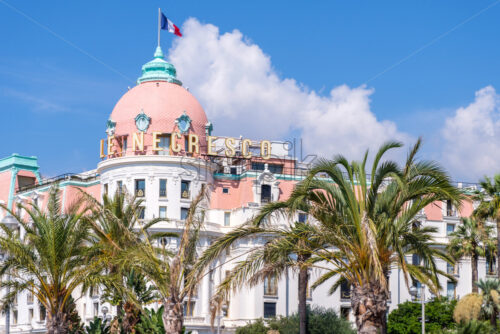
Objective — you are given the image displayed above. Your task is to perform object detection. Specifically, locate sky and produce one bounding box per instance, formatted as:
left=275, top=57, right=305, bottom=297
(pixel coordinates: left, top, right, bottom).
left=1, top=1, right=500, bottom=182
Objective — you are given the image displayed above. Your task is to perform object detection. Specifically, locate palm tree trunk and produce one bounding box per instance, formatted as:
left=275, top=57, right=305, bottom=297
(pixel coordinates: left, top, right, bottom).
left=497, top=217, right=500, bottom=279
left=491, top=310, right=497, bottom=328
left=472, top=252, right=479, bottom=293
left=351, top=280, right=388, bottom=334
left=298, top=264, right=309, bottom=334
left=163, top=298, right=184, bottom=334
left=46, top=312, right=69, bottom=334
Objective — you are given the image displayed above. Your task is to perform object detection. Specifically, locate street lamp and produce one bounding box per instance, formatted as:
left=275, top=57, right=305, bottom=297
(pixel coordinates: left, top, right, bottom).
left=409, top=285, right=425, bottom=334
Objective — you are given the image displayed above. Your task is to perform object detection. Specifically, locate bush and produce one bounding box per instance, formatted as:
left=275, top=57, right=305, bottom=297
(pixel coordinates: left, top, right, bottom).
left=236, top=307, right=355, bottom=334
left=387, top=297, right=457, bottom=334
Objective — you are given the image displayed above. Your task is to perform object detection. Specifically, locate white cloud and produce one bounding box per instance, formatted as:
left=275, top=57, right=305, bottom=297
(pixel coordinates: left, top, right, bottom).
left=168, top=18, right=409, bottom=161
left=441, top=86, right=500, bottom=180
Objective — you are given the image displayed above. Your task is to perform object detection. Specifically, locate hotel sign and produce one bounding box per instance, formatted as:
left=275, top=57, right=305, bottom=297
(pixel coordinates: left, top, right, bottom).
left=100, top=132, right=271, bottom=159
left=100, top=114, right=272, bottom=159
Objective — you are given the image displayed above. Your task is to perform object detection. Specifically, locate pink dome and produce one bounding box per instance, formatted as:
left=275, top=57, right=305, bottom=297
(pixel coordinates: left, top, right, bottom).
left=110, top=81, right=208, bottom=138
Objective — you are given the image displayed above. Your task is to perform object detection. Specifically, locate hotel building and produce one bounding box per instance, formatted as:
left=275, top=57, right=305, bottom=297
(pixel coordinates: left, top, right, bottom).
left=0, top=46, right=492, bottom=333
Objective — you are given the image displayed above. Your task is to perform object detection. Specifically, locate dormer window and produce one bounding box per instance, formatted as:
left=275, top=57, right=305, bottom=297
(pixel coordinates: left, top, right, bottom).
left=261, top=185, right=271, bottom=203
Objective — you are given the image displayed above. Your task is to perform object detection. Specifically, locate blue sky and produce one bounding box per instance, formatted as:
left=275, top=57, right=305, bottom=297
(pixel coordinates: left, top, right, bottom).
left=1, top=1, right=500, bottom=181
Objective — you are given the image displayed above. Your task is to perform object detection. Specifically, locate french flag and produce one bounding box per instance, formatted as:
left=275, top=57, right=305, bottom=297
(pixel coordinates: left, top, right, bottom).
left=161, top=12, right=182, bottom=37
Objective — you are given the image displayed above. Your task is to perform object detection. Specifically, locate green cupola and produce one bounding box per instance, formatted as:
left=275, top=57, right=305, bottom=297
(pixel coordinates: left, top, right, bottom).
left=137, top=46, right=182, bottom=85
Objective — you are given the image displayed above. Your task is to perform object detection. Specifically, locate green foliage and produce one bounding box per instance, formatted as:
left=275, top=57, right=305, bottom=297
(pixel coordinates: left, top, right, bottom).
left=236, top=319, right=269, bottom=334
left=101, top=268, right=158, bottom=306
left=85, top=317, right=110, bottom=334
left=135, top=306, right=165, bottom=334
left=387, top=298, right=457, bottom=334
left=236, top=307, right=355, bottom=334
left=455, top=321, right=493, bottom=334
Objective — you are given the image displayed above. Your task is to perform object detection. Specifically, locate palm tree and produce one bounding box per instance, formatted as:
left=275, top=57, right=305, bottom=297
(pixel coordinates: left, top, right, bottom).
left=285, top=140, right=461, bottom=333
left=476, top=278, right=500, bottom=329
left=0, top=186, right=98, bottom=334
left=475, top=174, right=500, bottom=278
left=80, top=189, right=165, bottom=332
left=116, top=185, right=208, bottom=334
left=193, top=218, right=324, bottom=334
left=448, top=217, right=493, bottom=293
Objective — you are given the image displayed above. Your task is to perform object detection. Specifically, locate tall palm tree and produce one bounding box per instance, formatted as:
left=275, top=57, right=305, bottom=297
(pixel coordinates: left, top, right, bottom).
left=287, top=140, right=461, bottom=334
left=193, top=218, right=324, bottom=334
left=0, top=186, right=98, bottom=334
left=475, top=174, right=500, bottom=278
left=448, top=217, right=492, bottom=293
left=476, top=278, right=500, bottom=329
left=116, top=185, right=208, bottom=334
left=80, top=189, right=165, bottom=332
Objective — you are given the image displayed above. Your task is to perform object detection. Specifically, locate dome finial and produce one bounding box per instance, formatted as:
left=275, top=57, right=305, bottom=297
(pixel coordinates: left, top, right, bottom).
left=154, top=46, right=164, bottom=59
left=137, top=46, right=182, bottom=85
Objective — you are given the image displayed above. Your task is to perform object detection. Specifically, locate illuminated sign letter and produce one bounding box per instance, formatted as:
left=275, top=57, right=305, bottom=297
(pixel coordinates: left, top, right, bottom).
left=188, top=134, right=199, bottom=154
left=171, top=132, right=181, bottom=153
left=132, top=132, right=144, bottom=152
left=261, top=140, right=271, bottom=160
left=242, top=139, right=252, bottom=159
left=225, top=137, right=236, bottom=158
left=207, top=136, right=217, bottom=156
left=100, top=139, right=105, bottom=158
left=152, top=132, right=162, bottom=151
left=107, top=136, right=115, bottom=156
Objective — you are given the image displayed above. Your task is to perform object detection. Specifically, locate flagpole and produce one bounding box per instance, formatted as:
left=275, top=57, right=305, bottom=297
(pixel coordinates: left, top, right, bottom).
left=157, top=8, right=161, bottom=47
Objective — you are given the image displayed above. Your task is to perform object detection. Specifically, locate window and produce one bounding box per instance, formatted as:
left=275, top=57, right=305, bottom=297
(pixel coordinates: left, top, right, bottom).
left=181, top=208, right=189, bottom=220
left=27, top=291, right=34, bottom=304
left=17, top=175, right=35, bottom=190
left=263, top=302, right=276, bottom=318
left=181, top=180, right=191, bottom=199
left=447, top=262, right=455, bottom=275
left=447, top=281, right=456, bottom=299
left=264, top=275, right=278, bottom=296
left=446, top=200, right=455, bottom=216
left=104, top=183, right=108, bottom=195
left=159, top=179, right=167, bottom=197
left=224, top=212, right=231, bottom=226
left=91, top=286, right=99, bottom=297
left=135, top=179, right=145, bottom=197
left=340, top=279, right=351, bottom=300
left=159, top=206, right=167, bottom=218
left=138, top=206, right=145, bottom=220
left=117, top=180, right=123, bottom=195
left=12, top=309, right=18, bottom=325
left=487, top=253, right=497, bottom=275
left=122, top=137, right=128, bottom=153
left=446, top=224, right=455, bottom=236
left=298, top=213, right=307, bottom=223
left=158, top=134, right=170, bottom=155
left=261, top=184, right=272, bottom=203
left=29, top=308, right=34, bottom=322
left=340, top=307, right=350, bottom=320
left=230, top=167, right=237, bottom=175
left=183, top=301, right=195, bottom=317
left=39, top=303, right=46, bottom=321
left=222, top=187, right=229, bottom=194
left=93, top=302, right=99, bottom=317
